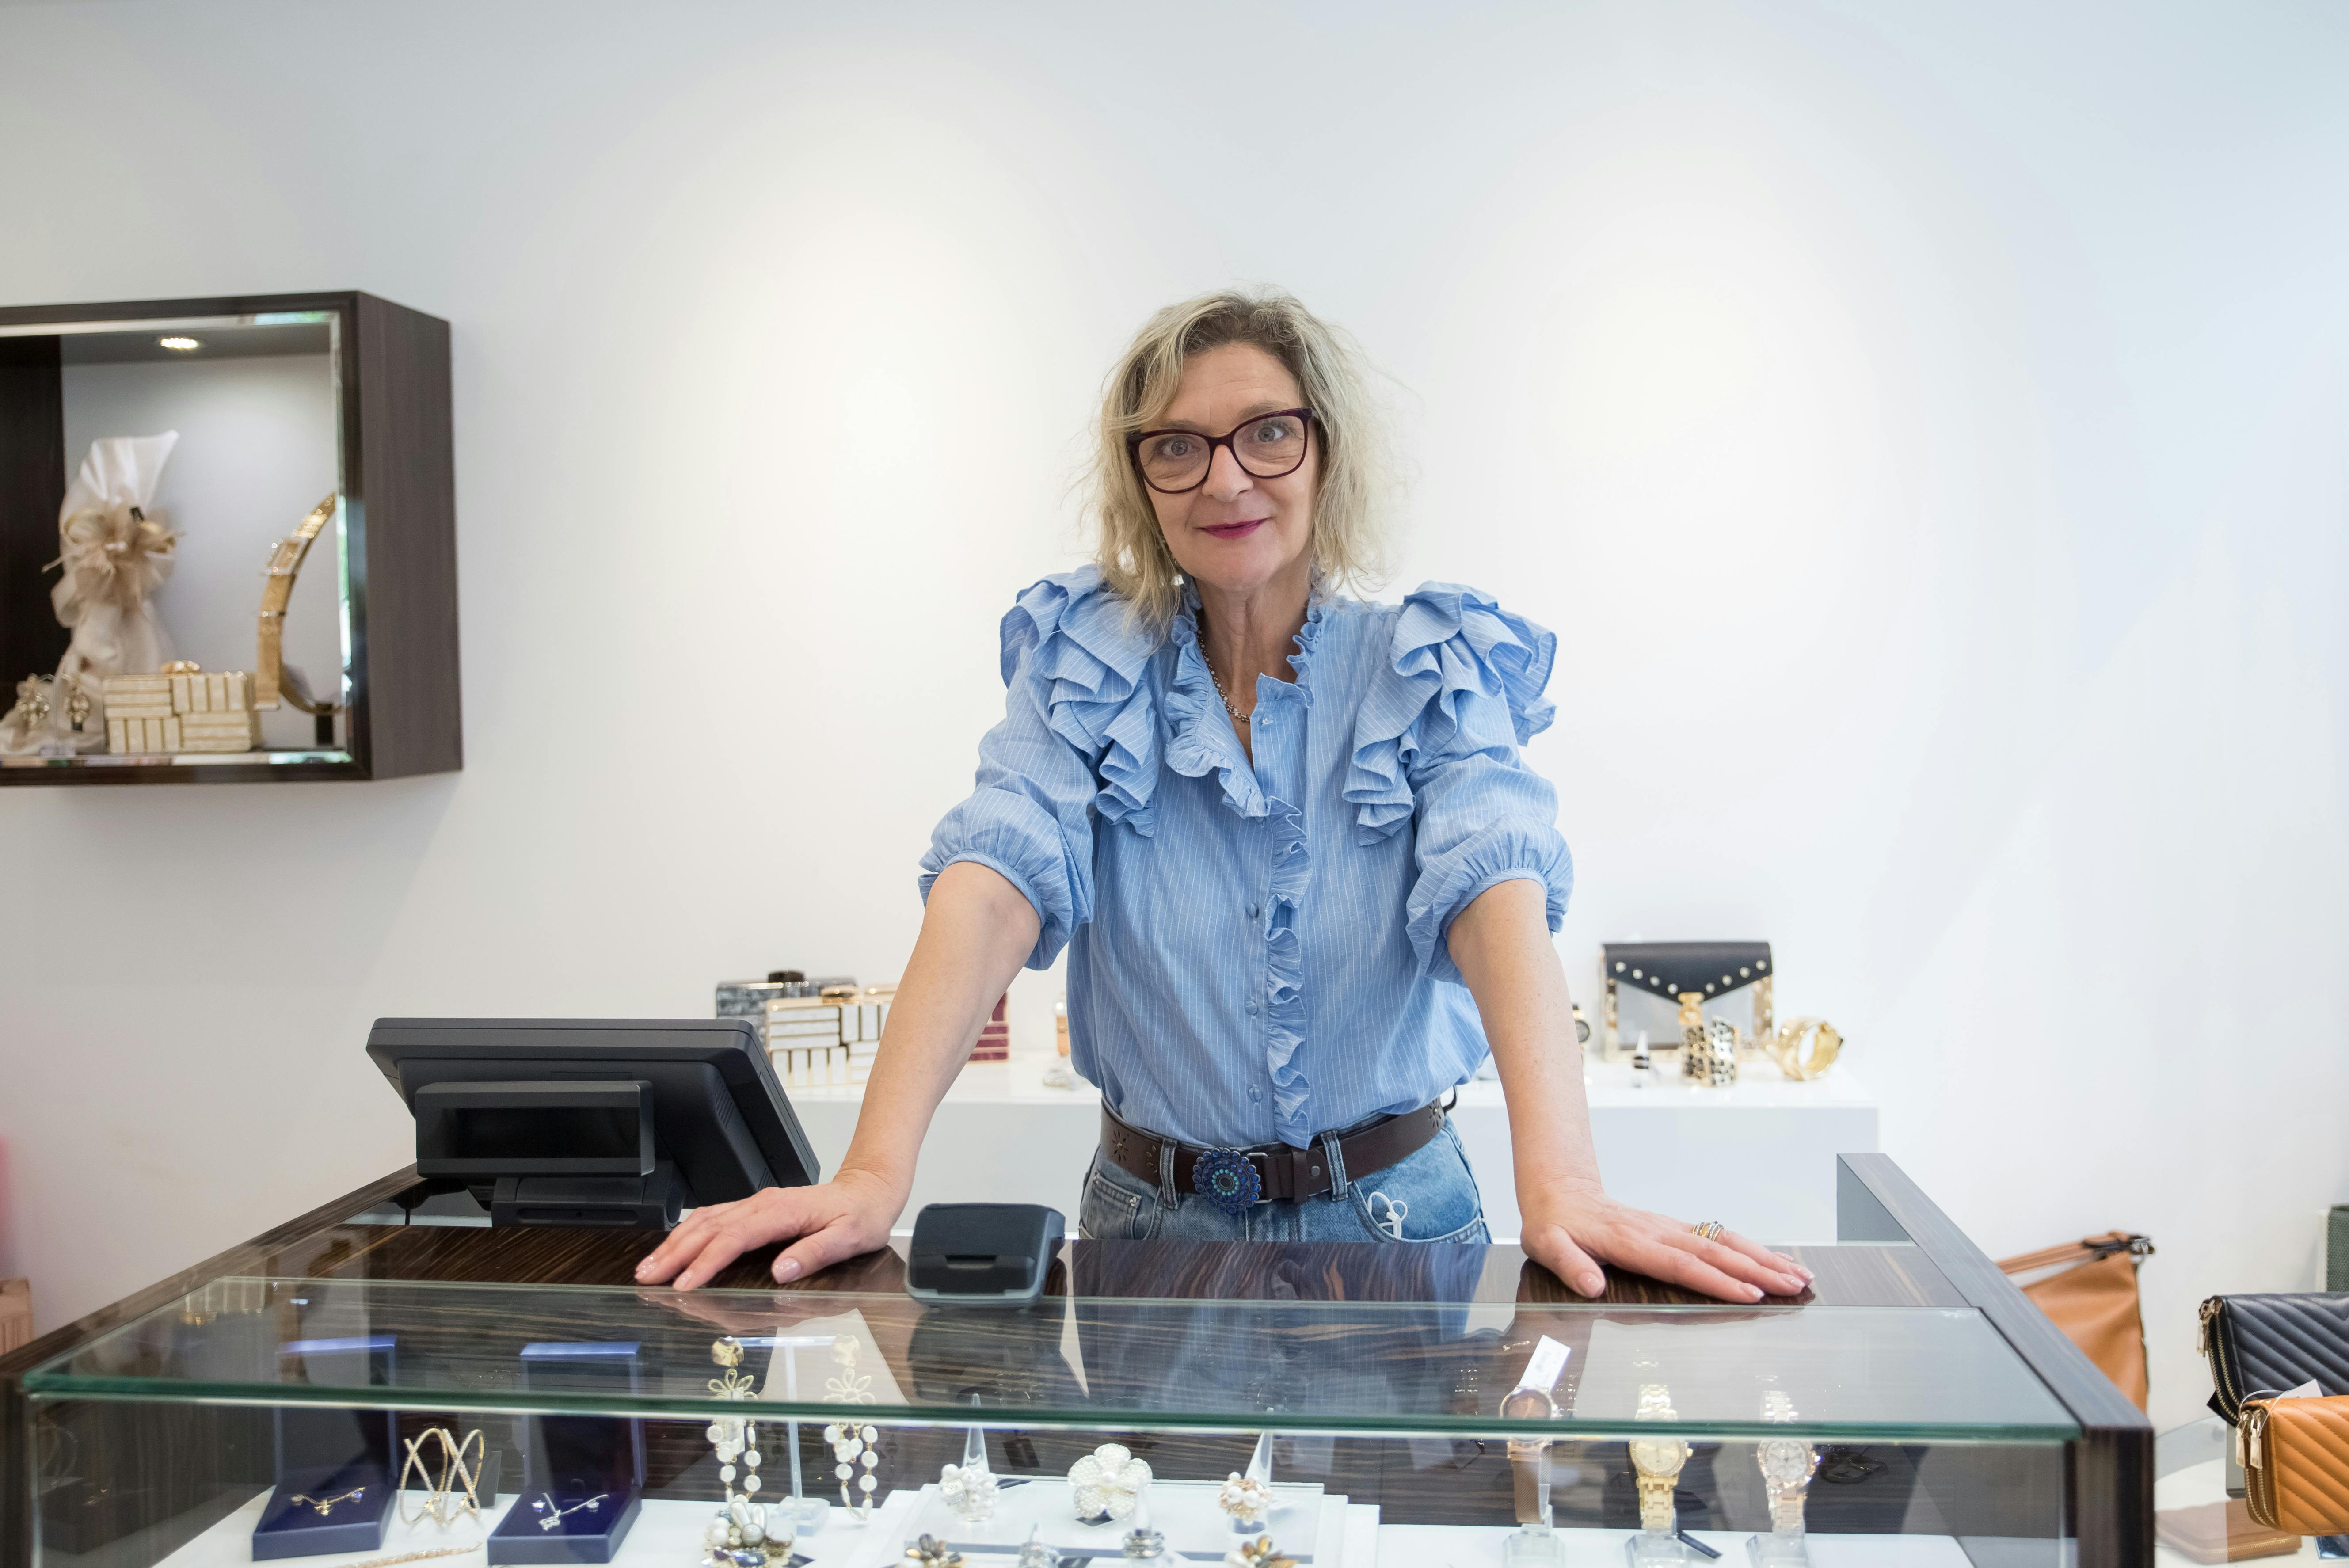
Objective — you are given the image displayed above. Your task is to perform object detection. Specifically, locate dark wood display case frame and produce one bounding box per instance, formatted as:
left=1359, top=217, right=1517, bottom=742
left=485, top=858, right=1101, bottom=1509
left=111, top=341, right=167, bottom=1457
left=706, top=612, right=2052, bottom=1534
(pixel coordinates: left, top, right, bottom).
left=0, top=290, right=460, bottom=784
left=0, top=1154, right=2154, bottom=1568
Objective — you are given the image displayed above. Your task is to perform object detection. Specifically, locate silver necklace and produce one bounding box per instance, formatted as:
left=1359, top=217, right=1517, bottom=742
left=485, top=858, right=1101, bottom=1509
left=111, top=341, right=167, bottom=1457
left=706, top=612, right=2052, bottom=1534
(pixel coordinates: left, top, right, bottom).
left=1198, top=643, right=1251, bottom=725
left=535, top=1492, right=606, bottom=1531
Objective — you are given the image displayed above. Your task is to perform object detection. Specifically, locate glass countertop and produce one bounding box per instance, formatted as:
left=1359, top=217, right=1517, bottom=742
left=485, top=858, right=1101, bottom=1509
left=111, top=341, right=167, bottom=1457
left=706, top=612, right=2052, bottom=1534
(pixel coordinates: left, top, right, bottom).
left=21, top=1278, right=2077, bottom=1444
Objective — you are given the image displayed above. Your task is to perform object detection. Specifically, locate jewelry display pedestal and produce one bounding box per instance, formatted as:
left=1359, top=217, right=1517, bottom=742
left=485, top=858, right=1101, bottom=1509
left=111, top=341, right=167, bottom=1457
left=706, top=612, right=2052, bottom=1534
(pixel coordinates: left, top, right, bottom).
left=1625, top=1527, right=1697, bottom=1566
left=1747, top=1529, right=1813, bottom=1566
left=1500, top=1521, right=1563, bottom=1564
left=788, top=1056, right=1877, bottom=1243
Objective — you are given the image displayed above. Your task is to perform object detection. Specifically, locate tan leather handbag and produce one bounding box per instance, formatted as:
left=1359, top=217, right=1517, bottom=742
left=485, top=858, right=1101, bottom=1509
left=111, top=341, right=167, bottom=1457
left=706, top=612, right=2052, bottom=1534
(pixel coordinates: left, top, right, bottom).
left=1996, top=1232, right=2153, bottom=1410
left=2239, top=1393, right=2349, bottom=1534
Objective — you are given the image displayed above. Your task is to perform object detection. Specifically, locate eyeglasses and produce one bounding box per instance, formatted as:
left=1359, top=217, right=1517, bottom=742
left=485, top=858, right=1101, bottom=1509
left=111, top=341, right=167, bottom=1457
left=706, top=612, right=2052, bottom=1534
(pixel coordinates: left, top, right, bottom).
left=1126, top=408, right=1315, bottom=495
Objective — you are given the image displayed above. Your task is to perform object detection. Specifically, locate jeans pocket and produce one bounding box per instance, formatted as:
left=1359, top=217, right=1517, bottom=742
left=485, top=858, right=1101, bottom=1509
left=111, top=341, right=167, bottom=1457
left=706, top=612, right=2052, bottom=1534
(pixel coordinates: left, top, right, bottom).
left=1349, top=1124, right=1489, bottom=1244
left=1078, top=1153, right=1161, bottom=1241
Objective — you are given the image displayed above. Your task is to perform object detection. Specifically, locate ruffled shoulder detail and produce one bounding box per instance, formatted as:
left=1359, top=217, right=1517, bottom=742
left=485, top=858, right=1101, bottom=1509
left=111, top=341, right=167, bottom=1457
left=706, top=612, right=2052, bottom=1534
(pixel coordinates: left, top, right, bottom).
left=1000, top=566, right=1165, bottom=834
left=1344, top=583, right=1558, bottom=843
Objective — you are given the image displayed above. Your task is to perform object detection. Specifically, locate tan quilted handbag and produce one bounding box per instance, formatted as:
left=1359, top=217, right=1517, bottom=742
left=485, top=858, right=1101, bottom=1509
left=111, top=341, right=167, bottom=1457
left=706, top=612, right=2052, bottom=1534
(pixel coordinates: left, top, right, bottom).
left=2240, top=1393, right=2349, bottom=1534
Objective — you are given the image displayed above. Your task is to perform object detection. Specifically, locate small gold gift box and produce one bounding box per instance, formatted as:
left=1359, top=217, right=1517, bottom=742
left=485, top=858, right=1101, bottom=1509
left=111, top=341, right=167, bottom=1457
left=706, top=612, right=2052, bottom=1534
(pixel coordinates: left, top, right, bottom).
left=101, top=674, right=177, bottom=753
left=102, top=665, right=259, bottom=754
left=171, top=667, right=258, bottom=753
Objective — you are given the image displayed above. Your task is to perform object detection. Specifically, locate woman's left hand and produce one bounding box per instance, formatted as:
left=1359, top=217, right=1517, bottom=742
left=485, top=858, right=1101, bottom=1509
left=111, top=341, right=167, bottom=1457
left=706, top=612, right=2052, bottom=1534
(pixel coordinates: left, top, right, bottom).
left=1517, top=1177, right=1812, bottom=1302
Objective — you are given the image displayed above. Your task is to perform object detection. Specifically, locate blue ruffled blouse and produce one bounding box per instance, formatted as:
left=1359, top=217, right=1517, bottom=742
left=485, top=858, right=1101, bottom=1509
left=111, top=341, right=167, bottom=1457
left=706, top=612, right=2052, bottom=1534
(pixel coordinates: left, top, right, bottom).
left=919, top=567, right=1573, bottom=1151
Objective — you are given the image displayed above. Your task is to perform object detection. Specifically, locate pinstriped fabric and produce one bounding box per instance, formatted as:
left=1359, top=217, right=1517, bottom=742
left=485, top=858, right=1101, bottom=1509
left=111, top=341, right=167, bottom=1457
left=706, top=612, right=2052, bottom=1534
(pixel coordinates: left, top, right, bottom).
left=921, top=568, right=1573, bottom=1152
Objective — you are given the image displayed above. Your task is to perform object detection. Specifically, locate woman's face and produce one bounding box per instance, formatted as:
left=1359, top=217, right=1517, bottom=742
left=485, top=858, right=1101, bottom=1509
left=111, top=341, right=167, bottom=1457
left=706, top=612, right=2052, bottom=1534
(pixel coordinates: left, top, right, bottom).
left=1144, top=342, right=1318, bottom=602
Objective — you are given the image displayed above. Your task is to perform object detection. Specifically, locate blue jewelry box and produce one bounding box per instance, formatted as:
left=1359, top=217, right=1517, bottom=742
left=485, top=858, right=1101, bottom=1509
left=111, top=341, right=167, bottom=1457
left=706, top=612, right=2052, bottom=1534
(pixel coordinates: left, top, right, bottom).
left=487, top=1342, right=645, bottom=1565
left=252, top=1337, right=398, bottom=1560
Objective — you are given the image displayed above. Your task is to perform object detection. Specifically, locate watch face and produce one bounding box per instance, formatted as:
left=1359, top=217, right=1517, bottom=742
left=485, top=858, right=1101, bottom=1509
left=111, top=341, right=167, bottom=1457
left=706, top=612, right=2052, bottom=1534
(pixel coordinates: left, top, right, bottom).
left=1500, top=1388, right=1557, bottom=1422
left=1628, top=1435, right=1690, bottom=1476
left=1757, top=1439, right=1816, bottom=1485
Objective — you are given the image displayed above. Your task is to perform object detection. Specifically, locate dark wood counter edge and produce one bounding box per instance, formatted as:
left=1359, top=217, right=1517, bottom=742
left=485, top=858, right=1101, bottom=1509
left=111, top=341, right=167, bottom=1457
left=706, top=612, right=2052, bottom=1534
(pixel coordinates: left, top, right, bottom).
left=1836, top=1154, right=2152, bottom=1568
left=0, top=1166, right=423, bottom=1568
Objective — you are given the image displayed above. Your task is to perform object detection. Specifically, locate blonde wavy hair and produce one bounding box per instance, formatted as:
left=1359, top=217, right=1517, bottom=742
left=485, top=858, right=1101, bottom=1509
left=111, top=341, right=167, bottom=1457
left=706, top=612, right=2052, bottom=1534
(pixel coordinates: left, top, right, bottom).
left=1087, top=288, right=1391, bottom=628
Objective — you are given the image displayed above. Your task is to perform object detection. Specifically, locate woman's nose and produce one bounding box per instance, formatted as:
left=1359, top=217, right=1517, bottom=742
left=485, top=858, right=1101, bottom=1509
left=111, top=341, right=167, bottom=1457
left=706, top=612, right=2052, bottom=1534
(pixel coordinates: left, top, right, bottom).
left=1203, top=443, right=1254, bottom=501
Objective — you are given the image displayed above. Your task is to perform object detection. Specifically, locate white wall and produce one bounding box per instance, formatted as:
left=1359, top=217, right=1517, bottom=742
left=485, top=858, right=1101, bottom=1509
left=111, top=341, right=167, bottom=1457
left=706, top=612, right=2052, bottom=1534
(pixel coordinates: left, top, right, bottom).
left=1, top=0, right=2344, bottom=1431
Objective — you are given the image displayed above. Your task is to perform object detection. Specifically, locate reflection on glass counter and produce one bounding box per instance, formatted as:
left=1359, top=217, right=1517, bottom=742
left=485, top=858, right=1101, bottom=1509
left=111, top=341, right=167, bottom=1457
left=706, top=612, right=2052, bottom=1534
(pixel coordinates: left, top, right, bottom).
left=22, top=1294, right=2078, bottom=1564
left=0, top=1156, right=2150, bottom=1568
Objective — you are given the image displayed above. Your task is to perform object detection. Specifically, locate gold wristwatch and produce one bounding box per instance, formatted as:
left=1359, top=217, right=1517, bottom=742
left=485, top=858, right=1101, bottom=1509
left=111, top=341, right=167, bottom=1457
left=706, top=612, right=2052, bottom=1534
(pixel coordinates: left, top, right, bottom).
left=1754, top=1389, right=1817, bottom=1534
left=1626, top=1383, right=1688, bottom=1534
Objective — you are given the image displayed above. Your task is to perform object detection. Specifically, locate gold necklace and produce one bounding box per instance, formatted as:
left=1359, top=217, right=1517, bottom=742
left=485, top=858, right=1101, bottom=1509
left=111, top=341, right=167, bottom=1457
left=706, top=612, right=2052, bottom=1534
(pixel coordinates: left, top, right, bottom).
left=1197, top=643, right=1251, bottom=725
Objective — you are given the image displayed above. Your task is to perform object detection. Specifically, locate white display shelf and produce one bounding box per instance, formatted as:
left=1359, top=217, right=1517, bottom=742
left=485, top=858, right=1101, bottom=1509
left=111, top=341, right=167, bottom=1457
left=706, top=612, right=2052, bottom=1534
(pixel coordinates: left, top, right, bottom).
left=788, top=1056, right=1877, bottom=1245
left=1372, top=1523, right=1972, bottom=1565
left=147, top=1487, right=1990, bottom=1568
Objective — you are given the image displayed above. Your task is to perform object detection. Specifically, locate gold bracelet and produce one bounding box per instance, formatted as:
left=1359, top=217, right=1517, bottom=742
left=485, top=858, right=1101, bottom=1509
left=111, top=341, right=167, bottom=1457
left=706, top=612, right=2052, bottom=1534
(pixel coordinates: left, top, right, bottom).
left=1770, top=1018, right=1842, bottom=1081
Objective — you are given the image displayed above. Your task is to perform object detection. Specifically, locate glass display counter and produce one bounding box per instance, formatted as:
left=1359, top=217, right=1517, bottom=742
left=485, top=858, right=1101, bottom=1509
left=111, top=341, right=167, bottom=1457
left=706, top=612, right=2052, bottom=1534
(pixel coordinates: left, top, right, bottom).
left=0, top=1157, right=2150, bottom=1568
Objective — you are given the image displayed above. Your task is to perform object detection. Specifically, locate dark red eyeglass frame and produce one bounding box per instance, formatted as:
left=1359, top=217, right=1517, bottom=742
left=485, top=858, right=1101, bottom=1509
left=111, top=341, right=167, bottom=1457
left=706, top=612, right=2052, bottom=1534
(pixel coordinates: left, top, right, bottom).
left=1126, top=407, right=1317, bottom=495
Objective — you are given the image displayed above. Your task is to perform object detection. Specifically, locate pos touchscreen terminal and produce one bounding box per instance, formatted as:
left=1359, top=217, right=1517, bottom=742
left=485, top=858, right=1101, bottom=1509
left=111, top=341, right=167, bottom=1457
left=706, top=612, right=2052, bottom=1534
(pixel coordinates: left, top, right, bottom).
left=366, top=1017, right=819, bottom=1231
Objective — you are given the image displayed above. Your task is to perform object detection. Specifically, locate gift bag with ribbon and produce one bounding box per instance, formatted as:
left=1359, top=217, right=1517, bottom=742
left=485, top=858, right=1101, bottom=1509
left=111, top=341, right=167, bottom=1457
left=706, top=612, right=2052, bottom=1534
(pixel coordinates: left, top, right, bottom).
left=53, top=430, right=181, bottom=680
left=0, top=432, right=181, bottom=755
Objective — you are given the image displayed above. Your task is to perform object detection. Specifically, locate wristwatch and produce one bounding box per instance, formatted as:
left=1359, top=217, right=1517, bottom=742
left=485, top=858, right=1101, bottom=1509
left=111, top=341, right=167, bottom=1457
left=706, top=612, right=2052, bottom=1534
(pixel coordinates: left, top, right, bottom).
left=1754, top=1390, right=1816, bottom=1534
left=1500, top=1384, right=1559, bottom=1526
left=1626, top=1383, right=1688, bottom=1534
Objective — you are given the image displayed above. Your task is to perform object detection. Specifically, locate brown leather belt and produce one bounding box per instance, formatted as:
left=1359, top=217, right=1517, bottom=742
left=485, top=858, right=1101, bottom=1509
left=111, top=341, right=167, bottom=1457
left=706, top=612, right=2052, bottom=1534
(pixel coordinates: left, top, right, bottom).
left=1099, top=1098, right=1448, bottom=1206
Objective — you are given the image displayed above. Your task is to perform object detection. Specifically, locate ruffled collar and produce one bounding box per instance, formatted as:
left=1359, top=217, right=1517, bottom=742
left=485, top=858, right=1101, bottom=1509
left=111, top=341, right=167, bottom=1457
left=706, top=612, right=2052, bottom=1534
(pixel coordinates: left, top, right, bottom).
left=1162, top=580, right=1327, bottom=819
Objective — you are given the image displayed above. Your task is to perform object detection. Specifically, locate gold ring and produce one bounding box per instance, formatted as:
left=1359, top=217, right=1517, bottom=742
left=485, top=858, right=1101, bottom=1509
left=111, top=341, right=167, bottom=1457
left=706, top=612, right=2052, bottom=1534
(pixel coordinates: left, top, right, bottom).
left=1691, top=1220, right=1725, bottom=1241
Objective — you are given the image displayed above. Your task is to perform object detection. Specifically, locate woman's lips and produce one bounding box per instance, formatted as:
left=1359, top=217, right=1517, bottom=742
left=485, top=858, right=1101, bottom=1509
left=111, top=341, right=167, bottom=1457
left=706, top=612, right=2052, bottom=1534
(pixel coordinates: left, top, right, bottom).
left=1200, top=518, right=1267, bottom=540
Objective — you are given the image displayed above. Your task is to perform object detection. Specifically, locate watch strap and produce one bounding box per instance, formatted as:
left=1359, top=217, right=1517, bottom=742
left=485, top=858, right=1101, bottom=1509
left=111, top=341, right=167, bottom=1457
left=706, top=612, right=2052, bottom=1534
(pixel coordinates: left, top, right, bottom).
left=1635, top=1474, right=1676, bottom=1533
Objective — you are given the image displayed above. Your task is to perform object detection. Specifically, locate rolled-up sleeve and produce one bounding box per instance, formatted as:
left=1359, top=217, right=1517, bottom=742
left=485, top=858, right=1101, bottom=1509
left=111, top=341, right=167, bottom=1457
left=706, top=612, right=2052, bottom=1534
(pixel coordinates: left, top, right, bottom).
left=1401, top=686, right=1574, bottom=985
left=919, top=653, right=1101, bottom=970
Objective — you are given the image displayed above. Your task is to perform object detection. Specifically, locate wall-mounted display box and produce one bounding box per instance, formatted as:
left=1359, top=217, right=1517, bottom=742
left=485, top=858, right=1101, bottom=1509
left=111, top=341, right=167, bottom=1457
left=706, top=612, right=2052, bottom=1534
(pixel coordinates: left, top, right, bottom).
left=0, top=292, right=459, bottom=784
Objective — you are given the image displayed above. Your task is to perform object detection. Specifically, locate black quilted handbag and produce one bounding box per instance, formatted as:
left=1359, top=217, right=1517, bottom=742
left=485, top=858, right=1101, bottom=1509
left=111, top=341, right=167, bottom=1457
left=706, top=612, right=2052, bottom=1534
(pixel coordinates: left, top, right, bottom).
left=2199, top=1292, right=2349, bottom=1423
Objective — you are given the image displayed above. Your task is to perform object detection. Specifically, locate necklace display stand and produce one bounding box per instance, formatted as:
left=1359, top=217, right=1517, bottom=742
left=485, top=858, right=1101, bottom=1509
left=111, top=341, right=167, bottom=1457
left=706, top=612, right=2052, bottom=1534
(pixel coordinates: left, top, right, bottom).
left=251, top=1336, right=399, bottom=1561
left=487, top=1343, right=644, bottom=1564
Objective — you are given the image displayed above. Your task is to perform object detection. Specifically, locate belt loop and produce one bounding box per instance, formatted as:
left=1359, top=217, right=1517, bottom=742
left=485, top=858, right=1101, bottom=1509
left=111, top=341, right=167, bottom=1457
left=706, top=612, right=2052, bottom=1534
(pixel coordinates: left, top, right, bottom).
left=1319, top=1130, right=1350, bottom=1200
left=1156, top=1136, right=1180, bottom=1210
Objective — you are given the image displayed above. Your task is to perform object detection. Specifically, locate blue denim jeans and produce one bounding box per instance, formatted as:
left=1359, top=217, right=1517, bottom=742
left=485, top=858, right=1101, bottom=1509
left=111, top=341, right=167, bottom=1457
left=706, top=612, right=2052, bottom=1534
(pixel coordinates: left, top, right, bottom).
left=1077, top=1117, right=1491, bottom=1245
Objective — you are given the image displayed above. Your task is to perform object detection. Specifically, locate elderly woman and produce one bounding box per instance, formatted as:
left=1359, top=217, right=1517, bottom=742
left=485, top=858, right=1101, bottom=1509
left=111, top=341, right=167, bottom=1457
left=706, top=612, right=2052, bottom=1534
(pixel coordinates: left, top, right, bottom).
left=642, top=290, right=1808, bottom=1302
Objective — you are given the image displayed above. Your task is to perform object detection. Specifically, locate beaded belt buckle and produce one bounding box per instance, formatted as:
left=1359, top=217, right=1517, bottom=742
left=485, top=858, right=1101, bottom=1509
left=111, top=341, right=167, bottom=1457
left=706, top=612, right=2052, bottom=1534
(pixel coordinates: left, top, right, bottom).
left=1193, top=1148, right=1265, bottom=1214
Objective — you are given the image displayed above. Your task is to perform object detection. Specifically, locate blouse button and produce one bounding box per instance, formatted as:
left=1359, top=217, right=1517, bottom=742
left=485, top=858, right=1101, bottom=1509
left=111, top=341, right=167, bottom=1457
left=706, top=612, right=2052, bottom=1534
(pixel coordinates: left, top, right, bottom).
left=1246, top=999, right=1258, bottom=1016
left=1247, top=902, right=1260, bottom=919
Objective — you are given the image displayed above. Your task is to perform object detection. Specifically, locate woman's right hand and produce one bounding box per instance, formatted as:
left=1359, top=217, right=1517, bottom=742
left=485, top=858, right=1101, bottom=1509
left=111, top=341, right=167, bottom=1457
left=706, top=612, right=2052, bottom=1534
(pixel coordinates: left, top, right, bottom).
left=634, top=1167, right=904, bottom=1290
